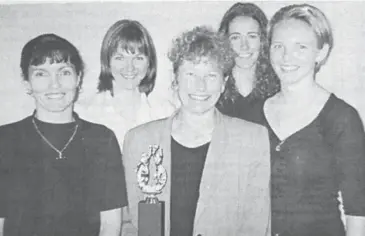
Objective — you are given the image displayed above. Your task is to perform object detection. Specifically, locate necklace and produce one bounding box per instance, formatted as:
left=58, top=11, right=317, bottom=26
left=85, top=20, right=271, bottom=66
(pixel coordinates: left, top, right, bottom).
left=32, top=118, right=79, bottom=160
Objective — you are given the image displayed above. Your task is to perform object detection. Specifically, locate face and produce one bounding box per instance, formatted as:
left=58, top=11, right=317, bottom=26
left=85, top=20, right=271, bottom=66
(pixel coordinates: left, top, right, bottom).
left=176, top=57, right=226, bottom=115
left=228, top=16, right=261, bottom=69
left=270, top=19, right=325, bottom=86
left=110, top=47, right=149, bottom=91
left=26, top=59, right=80, bottom=114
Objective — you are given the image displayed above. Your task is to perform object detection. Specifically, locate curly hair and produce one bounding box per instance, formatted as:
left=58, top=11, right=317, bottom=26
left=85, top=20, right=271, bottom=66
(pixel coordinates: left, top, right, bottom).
left=168, top=25, right=235, bottom=82
left=218, top=2, right=280, bottom=104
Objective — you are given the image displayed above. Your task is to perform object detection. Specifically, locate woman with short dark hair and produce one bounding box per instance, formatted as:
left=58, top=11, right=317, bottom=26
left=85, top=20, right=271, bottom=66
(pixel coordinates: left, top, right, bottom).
left=0, top=33, right=127, bottom=236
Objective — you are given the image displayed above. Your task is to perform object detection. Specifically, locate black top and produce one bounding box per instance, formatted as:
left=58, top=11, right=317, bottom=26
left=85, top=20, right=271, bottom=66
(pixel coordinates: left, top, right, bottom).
left=266, top=94, right=365, bottom=236
left=170, top=137, right=210, bottom=236
left=216, top=93, right=265, bottom=125
left=0, top=113, right=128, bottom=236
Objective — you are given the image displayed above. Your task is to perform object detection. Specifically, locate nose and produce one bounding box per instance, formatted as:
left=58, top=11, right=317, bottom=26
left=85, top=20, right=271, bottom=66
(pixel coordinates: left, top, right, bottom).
left=195, top=76, right=207, bottom=92
left=124, top=58, right=135, bottom=73
left=240, top=36, right=249, bottom=50
left=282, top=47, right=292, bottom=62
left=50, top=73, right=61, bottom=89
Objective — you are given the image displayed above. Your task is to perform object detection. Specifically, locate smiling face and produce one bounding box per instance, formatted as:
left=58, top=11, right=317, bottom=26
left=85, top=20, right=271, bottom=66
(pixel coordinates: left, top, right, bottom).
left=26, top=59, right=80, bottom=114
left=176, top=57, right=226, bottom=115
left=228, top=16, right=261, bottom=69
left=270, top=19, right=326, bottom=86
left=110, top=47, right=149, bottom=91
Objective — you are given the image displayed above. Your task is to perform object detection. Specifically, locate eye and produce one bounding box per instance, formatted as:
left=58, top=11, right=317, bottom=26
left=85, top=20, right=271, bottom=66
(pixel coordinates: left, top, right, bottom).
left=34, top=71, right=45, bottom=77
left=271, top=44, right=283, bottom=50
left=229, top=34, right=240, bottom=41
left=248, top=33, right=260, bottom=39
left=207, top=73, right=218, bottom=80
left=60, top=69, right=73, bottom=76
left=186, top=71, right=195, bottom=77
left=114, top=55, right=124, bottom=61
left=135, top=55, right=146, bottom=61
left=299, top=44, right=308, bottom=50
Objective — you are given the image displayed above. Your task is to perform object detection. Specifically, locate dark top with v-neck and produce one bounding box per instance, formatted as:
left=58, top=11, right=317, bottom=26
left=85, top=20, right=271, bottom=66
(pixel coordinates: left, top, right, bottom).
left=170, top=136, right=210, bottom=236
left=216, top=93, right=265, bottom=125
left=265, top=94, right=365, bottom=236
left=0, top=114, right=128, bottom=236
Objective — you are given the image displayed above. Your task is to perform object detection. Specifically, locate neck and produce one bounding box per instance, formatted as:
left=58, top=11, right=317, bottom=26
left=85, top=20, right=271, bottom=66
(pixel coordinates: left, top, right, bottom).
left=35, top=106, right=74, bottom=124
left=279, top=75, right=318, bottom=102
left=175, top=108, right=216, bottom=132
left=113, top=87, right=141, bottom=100
left=232, top=65, right=256, bottom=97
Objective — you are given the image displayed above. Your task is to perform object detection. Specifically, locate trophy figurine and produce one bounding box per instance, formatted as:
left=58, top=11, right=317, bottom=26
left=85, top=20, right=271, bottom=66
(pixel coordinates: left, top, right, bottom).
left=136, top=145, right=167, bottom=236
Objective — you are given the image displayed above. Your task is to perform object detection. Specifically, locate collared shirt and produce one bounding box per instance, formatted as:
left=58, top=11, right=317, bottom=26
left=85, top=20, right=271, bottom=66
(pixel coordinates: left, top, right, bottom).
left=75, top=92, right=175, bottom=148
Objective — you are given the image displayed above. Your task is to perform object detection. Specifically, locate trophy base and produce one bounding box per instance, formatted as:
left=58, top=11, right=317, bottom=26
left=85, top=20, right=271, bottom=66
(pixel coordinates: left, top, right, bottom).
left=138, top=200, right=165, bottom=236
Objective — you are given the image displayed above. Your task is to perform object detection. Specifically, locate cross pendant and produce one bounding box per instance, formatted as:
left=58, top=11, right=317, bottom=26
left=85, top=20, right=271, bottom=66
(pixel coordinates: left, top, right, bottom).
left=57, top=153, right=66, bottom=160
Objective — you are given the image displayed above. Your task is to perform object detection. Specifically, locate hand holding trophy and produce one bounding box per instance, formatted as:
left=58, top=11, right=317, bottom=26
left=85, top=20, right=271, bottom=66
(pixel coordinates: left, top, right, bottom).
left=136, top=145, right=167, bottom=236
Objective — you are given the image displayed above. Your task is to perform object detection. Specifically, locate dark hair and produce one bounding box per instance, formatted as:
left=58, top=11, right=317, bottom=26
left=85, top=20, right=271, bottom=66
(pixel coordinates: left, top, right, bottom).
left=20, top=33, right=84, bottom=85
left=218, top=2, right=280, bottom=103
left=268, top=4, right=333, bottom=74
left=98, top=19, right=157, bottom=96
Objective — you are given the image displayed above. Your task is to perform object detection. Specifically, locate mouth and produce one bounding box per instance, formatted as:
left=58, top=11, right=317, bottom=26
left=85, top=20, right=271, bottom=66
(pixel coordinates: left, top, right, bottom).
left=280, top=65, right=299, bottom=73
left=189, top=94, right=211, bottom=101
left=238, top=52, right=253, bottom=58
left=122, top=74, right=137, bottom=80
left=45, top=92, right=65, bottom=99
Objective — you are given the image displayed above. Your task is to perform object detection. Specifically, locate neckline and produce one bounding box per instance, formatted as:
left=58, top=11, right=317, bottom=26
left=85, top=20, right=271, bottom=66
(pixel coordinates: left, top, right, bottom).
left=171, top=135, right=210, bottom=150
left=264, top=93, right=335, bottom=143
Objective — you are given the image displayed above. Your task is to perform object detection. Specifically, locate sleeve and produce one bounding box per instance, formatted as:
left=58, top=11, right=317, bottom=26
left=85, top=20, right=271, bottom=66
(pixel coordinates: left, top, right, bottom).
left=333, top=107, right=365, bottom=216
left=98, top=129, right=128, bottom=211
left=0, top=127, right=12, bottom=218
left=238, top=126, right=271, bottom=235
left=0, top=149, right=8, bottom=217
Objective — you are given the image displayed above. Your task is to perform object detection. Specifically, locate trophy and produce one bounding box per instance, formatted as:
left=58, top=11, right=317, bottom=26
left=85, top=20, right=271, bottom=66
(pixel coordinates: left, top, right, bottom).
left=136, top=145, right=167, bottom=236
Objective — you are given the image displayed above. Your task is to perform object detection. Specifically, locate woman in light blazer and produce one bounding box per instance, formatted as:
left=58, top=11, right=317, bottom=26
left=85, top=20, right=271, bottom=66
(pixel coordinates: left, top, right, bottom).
left=122, top=26, right=270, bottom=236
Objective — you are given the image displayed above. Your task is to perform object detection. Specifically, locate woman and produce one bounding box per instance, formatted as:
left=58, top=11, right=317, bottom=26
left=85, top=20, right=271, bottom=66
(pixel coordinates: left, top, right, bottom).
left=216, top=2, right=280, bottom=124
left=265, top=4, right=365, bottom=235
left=76, top=19, right=175, bottom=146
left=0, top=34, right=127, bottom=236
left=122, top=26, right=270, bottom=236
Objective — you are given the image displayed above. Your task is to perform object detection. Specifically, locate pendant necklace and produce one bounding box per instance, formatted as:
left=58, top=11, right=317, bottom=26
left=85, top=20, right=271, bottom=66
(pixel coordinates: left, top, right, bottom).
left=32, top=118, right=79, bottom=160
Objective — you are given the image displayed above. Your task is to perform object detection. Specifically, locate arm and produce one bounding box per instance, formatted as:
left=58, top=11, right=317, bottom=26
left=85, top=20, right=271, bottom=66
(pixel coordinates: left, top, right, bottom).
left=99, top=208, right=121, bottom=236
left=331, top=107, right=365, bottom=235
left=0, top=218, right=3, bottom=236
left=94, top=129, right=128, bottom=236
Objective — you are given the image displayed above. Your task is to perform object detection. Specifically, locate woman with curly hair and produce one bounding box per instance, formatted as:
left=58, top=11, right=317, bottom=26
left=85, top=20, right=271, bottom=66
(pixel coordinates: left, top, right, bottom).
left=216, top=2, right=280, bottom=124
left=122, top=26, right=270, bottom=236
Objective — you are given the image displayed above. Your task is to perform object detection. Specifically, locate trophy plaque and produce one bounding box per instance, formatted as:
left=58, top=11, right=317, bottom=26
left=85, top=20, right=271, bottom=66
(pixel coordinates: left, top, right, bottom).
left=136, top=145, right=167, bottom=236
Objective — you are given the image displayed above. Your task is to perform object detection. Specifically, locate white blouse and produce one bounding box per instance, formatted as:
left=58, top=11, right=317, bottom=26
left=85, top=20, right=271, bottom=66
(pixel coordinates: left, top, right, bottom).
left=75, top=91, right=175, bottom=148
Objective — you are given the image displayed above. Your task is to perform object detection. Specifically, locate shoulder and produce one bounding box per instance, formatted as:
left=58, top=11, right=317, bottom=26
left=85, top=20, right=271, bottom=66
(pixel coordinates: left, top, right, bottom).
left=145, top=94, right=177, bottom=119
left=222, top=114, right=268, bottom=137
left=0, top=116, right=30, bottom=137
left=79, top=117, right=116, bottom=140
left=76, top=91, right=109, bottom=110
left=125, top=117, right=168, bottom=142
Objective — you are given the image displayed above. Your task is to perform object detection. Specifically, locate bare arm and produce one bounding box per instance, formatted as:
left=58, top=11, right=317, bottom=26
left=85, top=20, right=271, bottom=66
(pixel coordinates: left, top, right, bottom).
left=0, top=218, right=4, bottom=236
left=99, top=208, right=122, bottom=236
left=346, top=215, right=365, bottom=236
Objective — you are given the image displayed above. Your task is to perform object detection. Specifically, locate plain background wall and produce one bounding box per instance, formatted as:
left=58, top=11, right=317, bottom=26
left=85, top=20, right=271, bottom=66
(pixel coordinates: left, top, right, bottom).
left=0, top=1, right=365, bottom=125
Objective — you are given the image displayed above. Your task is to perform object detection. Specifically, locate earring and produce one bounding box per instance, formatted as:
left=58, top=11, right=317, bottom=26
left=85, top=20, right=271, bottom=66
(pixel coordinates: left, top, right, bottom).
left=26, top=89, right=33, bottom=95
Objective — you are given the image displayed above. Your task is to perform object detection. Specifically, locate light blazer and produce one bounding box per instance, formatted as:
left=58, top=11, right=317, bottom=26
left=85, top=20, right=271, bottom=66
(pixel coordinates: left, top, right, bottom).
left=122, top=109, right=271, bottom=236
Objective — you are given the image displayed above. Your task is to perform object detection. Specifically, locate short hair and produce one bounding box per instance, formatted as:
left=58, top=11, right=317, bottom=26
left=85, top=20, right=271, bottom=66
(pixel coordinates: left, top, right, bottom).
left=268, top=4, right=334, bottom=73
left=98, top=19, right=157, bottom=96
left=168, top=25, right=235, bottom=79
left=20, top=33, right=84, bottom=84
left=218, top=2, right=280, bottom=104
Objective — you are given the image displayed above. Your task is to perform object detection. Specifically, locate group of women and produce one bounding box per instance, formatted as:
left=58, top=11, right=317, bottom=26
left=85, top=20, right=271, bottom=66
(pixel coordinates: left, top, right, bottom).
left=0, top=2, right=364, bottom=236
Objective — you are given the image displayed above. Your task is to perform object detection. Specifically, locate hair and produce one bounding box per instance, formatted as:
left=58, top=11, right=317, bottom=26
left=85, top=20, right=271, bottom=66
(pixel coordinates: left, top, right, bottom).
left=218, top=2, right=280, bottom=104
left=98, top=19, right=157, bottom=96
left=20, top=33, right=84, bottom=85
left=268, top=4, right=334, bottom=73
left=168, top=25, right=235, bottom=82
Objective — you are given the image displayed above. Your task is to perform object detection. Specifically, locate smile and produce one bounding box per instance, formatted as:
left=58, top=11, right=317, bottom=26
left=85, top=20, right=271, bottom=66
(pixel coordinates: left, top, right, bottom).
left=280, top=65, right=299, bottom=72
left=189, top=94, right=211, bottom=101
left=238, top=52, right=253, bottom=58
left=122, top=74, right=137, bottom=79
left=46, top=93, right=65, bottom=99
